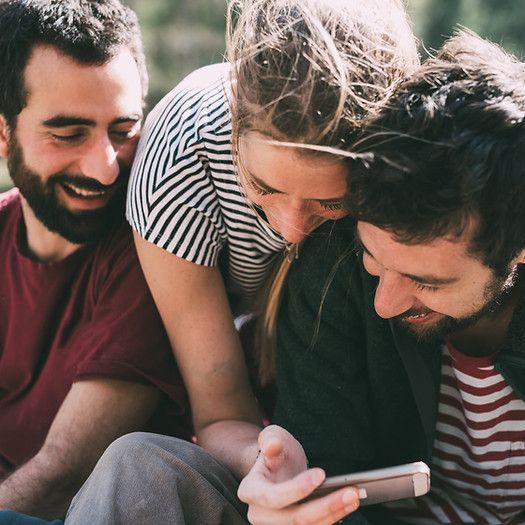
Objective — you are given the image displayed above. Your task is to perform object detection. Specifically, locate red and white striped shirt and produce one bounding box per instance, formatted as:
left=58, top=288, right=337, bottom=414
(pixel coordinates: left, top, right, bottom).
left=387, top=342, right=525, bottom=524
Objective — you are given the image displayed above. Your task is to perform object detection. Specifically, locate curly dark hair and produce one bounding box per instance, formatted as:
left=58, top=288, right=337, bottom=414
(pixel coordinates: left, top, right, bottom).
left=346, top=29, right=525, bottom=274
left=0, top=0, right=147, bottom=126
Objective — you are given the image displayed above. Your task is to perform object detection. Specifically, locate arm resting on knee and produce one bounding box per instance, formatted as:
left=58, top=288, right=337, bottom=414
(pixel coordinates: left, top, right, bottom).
left=0, top=379, right=159, bottom=520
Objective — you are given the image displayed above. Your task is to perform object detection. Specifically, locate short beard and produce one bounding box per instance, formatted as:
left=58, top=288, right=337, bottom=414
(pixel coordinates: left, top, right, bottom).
left=395, top=266, right=520, bottom=343
left=8, top=135, right=128, bottom=244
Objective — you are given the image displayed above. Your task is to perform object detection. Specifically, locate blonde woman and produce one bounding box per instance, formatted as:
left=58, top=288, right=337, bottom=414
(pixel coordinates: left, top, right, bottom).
left=66, top=1, right=418, bottom=523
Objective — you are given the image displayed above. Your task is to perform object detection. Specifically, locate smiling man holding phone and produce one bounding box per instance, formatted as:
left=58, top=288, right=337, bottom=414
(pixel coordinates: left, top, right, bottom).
left=240, top=30, right=525, bottom=524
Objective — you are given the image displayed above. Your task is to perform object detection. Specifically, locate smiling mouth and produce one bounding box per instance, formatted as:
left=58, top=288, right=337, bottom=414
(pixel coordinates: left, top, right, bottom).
left=61, top=181, right=110, bottom=199
left=401, top=311, right=438, bottom=324
left=405, top=312, right=428, bottom=320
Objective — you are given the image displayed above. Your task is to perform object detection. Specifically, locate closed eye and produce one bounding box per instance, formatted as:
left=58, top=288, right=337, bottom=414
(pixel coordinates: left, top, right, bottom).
left=51, top=132, right=85, bottom=143
left=110, top=122, right=141, bottom=142
left=318, top=200, right=345, bottom=211
left=110, top=130, right=138, bottom=143
left=414, top=282, right=439, bottom=292
left=247, top=177, right=276, bottom=196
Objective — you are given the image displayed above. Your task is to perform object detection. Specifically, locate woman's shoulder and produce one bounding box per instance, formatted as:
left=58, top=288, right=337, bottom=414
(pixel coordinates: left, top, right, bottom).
left=139, top=62, right=232, bottom=154
left=177, top=63, right=232, bottom=92
left=148, top=63, right=231, bottom=123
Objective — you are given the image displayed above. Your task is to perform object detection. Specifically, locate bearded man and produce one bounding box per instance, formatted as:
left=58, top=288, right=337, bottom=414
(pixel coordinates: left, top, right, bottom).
left=0, top=0, right=190, bottom=520
left=248, top=30, right=525, bottom=524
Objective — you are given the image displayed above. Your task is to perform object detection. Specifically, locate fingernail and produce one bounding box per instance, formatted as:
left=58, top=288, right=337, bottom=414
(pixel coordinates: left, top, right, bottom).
left=342, top=488, right=357, bottom=505
left=358, top=488, right=367, bottom=499
left=311, top=470, right=324, bottom=485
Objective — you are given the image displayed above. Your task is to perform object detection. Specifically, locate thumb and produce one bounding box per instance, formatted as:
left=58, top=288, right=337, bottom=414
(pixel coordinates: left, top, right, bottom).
left=257, top=427, right=287, bottom=473
left=259, top=425, right=286, bottom=454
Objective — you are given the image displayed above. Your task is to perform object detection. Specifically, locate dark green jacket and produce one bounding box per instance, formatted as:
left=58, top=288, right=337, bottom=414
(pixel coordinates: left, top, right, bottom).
left=275, top=219, right=525, bottom=524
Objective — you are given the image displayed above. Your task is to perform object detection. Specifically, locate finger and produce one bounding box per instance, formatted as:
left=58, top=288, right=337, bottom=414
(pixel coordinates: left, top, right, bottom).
left=293, top=486, right=361, bottom=525
left=245, top=444, right=282, bottom=479
left=258, top=424, right=297, bottom=450
left=259, top=437, right=285, bottom=473
left=256, top=428, right=284, bottom=474
left=258, top=426, right=285, bottom=458
left=257, top=426, right=307, bottom=476
left=247, top=487, right=360, bottom=525
left=240, top=467, right=325, bottom=509
left=262, top=437, right=283, bottom=460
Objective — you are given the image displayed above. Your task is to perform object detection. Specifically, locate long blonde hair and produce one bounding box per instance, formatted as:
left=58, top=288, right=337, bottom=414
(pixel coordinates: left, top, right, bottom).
left=227, top=0, right=418, bottom=146
left=253, top=250, right=295, bottom=386
left=225, top=0, right=419, bottom=384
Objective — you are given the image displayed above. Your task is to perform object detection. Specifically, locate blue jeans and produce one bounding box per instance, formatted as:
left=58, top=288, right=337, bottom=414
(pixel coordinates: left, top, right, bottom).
left=0, top=511, right=62, bottom=525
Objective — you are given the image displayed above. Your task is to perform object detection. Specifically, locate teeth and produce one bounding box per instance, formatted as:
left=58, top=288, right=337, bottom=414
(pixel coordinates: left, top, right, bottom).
left=63, top=182, right=106, bottom=197
left=406, top=313, right=428, bottom=320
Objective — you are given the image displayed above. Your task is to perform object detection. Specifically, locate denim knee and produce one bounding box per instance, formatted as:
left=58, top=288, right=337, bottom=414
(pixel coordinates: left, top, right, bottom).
left=0, top=511, right=62, bottom=525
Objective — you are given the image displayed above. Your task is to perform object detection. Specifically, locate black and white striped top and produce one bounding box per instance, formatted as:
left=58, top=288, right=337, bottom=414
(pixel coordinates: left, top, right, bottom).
left=127, top=64, right=287, bottom=307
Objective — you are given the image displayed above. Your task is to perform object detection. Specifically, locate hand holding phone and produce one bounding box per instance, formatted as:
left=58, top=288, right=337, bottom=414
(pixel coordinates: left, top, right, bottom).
left=239, top=426, right=362, bottom=525
left=309, top=461, right=430, bottom=506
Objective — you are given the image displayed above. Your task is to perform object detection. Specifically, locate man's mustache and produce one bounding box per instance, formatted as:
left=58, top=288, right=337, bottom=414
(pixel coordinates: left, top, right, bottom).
left=49, top=167, right=131, bottom=192
left=394, top=306, right=434, bottom=320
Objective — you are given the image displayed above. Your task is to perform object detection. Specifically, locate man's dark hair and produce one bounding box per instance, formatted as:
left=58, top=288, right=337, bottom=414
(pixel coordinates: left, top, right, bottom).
left=0, top=0, right=148, bottom=126
left=346, top=29, right=525, bottom=274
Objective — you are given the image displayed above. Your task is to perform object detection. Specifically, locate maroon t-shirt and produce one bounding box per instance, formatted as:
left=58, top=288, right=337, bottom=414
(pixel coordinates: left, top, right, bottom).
left=0, top=189, right=191, bottom=476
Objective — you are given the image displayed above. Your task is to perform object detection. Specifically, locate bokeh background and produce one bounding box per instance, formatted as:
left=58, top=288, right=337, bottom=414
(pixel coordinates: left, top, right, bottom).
left=1, top=0, right=524, bottom=191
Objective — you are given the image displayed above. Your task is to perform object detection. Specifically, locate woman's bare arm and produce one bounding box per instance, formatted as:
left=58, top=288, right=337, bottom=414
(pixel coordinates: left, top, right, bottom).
left=134, top=232, right=262, bottom=477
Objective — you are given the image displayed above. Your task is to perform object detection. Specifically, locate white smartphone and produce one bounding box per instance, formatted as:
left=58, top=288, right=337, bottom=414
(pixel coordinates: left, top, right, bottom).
left=309, top=461, right=430, bottom=506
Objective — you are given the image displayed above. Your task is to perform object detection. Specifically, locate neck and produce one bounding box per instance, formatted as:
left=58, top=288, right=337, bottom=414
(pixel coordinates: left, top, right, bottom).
left=449, top=276, right=523, bottom=357
left=20, top=197, right=81, bottom=262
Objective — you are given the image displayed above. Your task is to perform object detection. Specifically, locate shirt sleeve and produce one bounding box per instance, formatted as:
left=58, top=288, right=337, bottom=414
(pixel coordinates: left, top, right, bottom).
left=126, top=65, right=229, bottom=266
left=71, top=228, right=187, bottom=414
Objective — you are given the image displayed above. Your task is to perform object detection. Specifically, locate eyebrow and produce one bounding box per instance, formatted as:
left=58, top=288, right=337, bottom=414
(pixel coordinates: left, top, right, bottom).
left=249, top=171, right=281, bottom=193
left=247, top=170, right=346, bottom=204
left=355, top=228, right=459, bottom=286
left=42, top=114, right=142, bottom=128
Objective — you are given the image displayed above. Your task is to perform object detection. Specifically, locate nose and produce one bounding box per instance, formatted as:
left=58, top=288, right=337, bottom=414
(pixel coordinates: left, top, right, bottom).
left=373, top=270, right=415, bottom=319
left=272, top=201, right=315, bottom=243
left=79, top=134, right=120, bottom=185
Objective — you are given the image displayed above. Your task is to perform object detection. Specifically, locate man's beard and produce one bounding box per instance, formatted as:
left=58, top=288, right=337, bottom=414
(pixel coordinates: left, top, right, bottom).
left=394, top=266, right=520, bottom=343
left=7, top=136, right=129, bottom=244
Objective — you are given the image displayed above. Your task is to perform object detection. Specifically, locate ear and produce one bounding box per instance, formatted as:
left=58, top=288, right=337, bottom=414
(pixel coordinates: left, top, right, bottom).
left=0, top=115, right=10, bottom=158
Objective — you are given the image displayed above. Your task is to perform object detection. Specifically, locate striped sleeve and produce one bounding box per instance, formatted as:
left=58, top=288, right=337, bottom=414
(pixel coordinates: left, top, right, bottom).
left=126, top=65, right=229, bottom=267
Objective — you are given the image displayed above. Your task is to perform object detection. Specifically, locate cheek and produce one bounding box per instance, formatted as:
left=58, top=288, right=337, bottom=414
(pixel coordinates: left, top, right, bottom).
left=413, top=289, right=468, bottom=317
left=116, top=139, right=138, bottom=167
left=23, top=142, right=72, bottom=176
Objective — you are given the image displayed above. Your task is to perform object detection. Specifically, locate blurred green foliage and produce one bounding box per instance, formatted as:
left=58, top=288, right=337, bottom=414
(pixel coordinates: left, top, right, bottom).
left=409, top=0, right=525, bottom=57
left=127, top=0, right=525, bottom=110
left=1, top=0, right=524, bottom=193
left=126, top=0, right=227, bottom=109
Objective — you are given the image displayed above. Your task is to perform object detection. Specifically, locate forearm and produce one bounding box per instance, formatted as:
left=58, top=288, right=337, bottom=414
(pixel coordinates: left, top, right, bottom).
left=198, top=419, right=262, bottom=479
left=0, top=451, right=82, bottom=519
